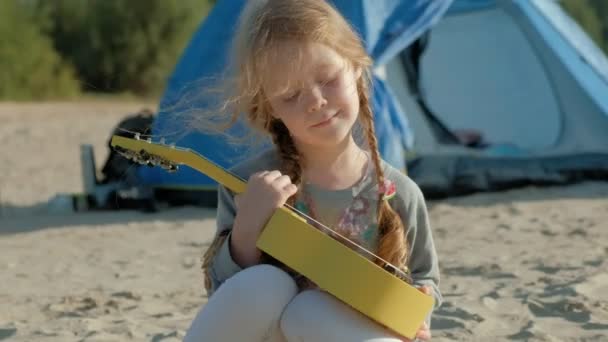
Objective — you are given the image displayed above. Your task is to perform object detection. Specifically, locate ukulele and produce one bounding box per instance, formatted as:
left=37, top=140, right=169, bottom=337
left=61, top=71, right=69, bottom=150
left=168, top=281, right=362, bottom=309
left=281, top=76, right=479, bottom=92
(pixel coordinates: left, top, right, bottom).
left=111, top=134, right=434, bottom=339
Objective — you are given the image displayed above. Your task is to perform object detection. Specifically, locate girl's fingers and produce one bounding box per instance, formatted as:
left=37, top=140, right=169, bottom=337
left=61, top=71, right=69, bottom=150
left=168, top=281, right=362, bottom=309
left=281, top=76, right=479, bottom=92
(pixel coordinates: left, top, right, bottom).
left=251, top=170, right=269, bottom=179
left=263, top=170, right=283, bottom=183
left=284, top=183, right=298, bottom=195
left=417, top=285, right=432, bottom=295
left=415, top=324, right=431, bottom=341
left=273, top=174, right=293, bottom=189
left=414, top=321, right=431, bottom=341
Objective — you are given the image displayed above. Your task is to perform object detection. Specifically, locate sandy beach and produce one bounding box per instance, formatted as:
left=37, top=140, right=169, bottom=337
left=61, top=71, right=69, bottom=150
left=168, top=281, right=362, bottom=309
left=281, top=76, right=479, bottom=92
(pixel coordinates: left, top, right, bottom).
left=1, top=101, right=607, bottom=341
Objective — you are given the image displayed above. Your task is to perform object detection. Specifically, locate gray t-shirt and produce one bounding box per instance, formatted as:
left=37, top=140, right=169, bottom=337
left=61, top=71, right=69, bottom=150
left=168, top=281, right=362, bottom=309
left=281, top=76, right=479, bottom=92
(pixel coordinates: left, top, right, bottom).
left=207, top=148, right=442, bottom=310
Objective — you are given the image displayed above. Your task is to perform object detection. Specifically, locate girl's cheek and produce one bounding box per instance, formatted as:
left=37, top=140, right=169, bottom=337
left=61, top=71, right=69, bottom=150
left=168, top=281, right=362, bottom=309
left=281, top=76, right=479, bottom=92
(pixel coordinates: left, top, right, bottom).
left=335, top=85, right=355, bottom=104
left=320, top=86, right=338, bottom=104
left=286, top=105, right=306, bottom=125
left=335, top=76, right=353, bottom=93
left=275, top=102, right=299, bottom=120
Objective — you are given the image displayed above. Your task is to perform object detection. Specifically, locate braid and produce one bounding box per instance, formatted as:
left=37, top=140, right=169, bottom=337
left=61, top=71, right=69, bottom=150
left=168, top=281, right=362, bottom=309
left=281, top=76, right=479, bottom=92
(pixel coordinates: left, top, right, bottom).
left=268, top=119, right=302, bottom=205
left=202, top=119, right=304, bottom=292
left=358, top=82, right=411, bottom=281
left=264, top=119, right=312, bottom=286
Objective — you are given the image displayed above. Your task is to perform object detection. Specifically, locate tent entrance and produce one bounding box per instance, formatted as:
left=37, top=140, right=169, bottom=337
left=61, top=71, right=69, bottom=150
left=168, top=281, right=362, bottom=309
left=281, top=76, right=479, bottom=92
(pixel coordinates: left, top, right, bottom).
left=418, top=6, right=563, bottom=152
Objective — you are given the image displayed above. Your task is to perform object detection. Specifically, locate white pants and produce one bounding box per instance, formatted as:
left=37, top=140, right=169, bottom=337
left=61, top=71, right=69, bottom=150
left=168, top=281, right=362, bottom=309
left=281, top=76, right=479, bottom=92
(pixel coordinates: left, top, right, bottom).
left=184, top=265, right=403, bottom=342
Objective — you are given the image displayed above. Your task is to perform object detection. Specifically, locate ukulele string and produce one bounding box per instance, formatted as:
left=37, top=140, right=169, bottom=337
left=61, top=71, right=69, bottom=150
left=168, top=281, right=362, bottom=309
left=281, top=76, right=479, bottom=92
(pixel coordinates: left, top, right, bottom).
left=283, top=202, right=405, bottom=276
left=116, top=127, right=185, bottom=142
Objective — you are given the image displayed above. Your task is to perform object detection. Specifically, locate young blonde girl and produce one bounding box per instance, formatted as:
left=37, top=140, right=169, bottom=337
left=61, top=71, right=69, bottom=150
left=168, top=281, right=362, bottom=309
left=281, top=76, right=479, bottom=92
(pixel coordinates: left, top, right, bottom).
left=184, top=0, right=441, bottom=341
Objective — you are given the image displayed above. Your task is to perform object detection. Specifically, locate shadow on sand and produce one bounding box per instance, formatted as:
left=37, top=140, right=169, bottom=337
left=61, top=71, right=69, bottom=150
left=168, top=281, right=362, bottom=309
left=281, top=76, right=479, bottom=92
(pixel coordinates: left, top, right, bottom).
left=0, top=204, right=215, bottom=235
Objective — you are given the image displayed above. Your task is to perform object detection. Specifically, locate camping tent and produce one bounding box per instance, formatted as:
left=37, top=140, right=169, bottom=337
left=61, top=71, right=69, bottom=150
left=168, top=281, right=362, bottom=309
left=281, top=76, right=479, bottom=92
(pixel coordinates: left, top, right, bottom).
left=135, top=0, right=608, bottom=201
left=382, top=0, right=608, bottom=196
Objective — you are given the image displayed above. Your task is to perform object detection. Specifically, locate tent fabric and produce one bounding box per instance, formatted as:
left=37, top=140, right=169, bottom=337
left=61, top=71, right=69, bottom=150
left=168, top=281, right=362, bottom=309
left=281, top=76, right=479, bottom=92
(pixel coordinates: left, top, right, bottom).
left=394, top=0, right=608, bottom=155
left=446, top=0, right=495, bottom=14
left=136, top=0, right=608, bottom=199
left=141, top=0, right=454, bottom=187
left=409, top=153, right=608, bottom=199
left=382, top=0, right=608, bottom=198
left=531, top=0, right=608, bottom=87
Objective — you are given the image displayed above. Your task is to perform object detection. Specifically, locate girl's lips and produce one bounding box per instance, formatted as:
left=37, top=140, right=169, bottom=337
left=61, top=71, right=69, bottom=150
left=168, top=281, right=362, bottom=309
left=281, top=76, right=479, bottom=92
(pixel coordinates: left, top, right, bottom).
left=311, top=111, right=340, bottom=128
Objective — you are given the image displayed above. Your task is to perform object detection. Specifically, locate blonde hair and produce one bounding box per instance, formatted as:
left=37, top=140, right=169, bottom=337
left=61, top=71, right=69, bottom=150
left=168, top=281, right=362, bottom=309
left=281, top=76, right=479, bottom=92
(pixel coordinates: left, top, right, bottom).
left=202, top=0, right=410, bottom=292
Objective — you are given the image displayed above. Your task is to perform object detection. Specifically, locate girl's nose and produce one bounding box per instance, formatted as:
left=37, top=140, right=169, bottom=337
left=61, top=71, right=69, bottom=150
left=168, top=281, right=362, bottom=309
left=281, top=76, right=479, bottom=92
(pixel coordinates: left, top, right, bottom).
left=307, top=87, right=327, bottom=113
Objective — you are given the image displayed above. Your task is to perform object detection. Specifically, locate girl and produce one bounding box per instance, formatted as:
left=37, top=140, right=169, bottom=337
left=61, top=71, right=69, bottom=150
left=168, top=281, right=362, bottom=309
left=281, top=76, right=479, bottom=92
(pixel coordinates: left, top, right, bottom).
left=184, top=0, right=441, bottom=341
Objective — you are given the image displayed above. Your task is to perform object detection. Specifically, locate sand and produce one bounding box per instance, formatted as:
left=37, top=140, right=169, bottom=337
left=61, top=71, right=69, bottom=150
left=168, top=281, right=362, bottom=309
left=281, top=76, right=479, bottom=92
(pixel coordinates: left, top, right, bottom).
left=1, top=101, right=607, bottom=341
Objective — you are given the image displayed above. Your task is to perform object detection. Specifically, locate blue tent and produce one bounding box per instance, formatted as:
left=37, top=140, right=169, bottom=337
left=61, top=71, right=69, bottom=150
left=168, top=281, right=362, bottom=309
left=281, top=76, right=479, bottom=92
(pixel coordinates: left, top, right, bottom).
left=139, top=0, right=454, bottom=190
left=136, top=0, right=608, bottom=199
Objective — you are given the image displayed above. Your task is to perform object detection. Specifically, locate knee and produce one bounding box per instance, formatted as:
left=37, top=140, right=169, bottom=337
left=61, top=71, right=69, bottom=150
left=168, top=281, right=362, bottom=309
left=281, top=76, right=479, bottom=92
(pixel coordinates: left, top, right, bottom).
left=219, top=264, right=298, bottom=310
left=280, top=290, right=327, bottom=337
left=281, top=290, right=403, bottom=341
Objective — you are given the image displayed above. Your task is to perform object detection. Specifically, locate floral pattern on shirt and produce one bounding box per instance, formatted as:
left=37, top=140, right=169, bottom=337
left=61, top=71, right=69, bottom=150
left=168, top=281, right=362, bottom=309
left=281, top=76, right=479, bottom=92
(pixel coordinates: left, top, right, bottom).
left=294, top=178, right=396, bottom=254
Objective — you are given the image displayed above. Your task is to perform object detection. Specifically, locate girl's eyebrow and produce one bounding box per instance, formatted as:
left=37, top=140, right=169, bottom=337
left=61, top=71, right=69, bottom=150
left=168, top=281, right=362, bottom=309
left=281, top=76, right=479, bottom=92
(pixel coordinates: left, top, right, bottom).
left=317, top=63, right=339, bottom=72
left=319, top=63, right=348, bottom=77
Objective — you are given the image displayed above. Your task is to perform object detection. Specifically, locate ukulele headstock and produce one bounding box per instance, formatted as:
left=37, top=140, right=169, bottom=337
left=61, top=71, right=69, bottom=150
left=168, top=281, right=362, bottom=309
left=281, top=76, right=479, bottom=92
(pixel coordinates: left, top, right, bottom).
left=112, top=134, right=179, bottom=173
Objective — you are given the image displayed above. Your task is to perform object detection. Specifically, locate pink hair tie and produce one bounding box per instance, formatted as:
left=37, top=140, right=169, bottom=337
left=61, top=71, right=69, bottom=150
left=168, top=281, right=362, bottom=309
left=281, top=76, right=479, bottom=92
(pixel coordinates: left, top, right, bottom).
left=379, top=180, right=397, bottom=201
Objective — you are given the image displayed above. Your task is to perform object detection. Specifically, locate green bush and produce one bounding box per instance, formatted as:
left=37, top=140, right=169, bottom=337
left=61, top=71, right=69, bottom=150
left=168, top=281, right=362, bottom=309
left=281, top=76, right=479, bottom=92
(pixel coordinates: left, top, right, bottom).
left=0, top=1, right=80, bottom=100
left=561, top=0, right=608, bottom=55
left=39, top=0, right=211, bottom=96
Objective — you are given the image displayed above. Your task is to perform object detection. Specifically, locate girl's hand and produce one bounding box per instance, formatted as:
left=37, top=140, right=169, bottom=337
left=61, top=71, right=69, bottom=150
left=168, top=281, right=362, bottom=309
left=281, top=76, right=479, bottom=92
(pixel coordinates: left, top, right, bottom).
left=230, top=170, right=297, bottom=267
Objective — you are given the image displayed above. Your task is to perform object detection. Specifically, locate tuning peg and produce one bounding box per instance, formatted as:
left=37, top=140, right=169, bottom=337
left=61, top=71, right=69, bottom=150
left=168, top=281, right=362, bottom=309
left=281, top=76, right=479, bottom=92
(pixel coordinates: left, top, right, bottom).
left=157, top=158, right=178, bottom=173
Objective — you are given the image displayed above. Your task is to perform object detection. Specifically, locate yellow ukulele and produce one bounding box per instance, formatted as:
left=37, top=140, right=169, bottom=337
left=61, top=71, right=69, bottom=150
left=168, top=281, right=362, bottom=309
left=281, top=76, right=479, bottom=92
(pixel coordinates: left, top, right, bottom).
left=111, top=134, right=434, bottom=339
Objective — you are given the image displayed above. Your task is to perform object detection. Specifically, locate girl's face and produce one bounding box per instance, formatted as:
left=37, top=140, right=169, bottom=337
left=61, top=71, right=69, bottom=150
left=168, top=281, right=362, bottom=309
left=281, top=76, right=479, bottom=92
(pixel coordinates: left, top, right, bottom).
left=263, top=41, right=362, bottom=149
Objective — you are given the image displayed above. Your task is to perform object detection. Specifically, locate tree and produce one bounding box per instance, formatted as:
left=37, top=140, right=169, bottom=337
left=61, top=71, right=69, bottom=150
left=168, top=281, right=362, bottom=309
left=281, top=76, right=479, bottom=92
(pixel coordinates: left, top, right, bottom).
left=39, top=0, right=212, bottom=96
left=561, top=0, right=607, bottom=54
left=0, top=0, right=79, bottom=100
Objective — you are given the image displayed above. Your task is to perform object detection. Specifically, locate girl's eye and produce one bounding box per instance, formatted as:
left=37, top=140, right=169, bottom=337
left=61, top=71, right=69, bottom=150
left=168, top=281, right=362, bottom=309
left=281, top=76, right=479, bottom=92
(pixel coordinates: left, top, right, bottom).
left=322, top=75, right=340, bottom=87
left=283, top=91, right=300, bottom=102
